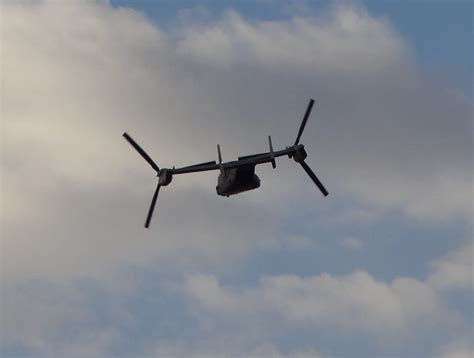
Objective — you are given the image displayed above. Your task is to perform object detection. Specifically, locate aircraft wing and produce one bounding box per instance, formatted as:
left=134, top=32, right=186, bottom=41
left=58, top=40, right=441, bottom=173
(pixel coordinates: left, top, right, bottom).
left=238, top=147, right=296, bottom=161
left=238, top=152, right=271, bottom=161
left=221, top=154, right=280, bottom=170
left=171, top=156, right=271, bottom=175
left=171, top=147, right=295, bottom=175
left=171, top=161, right=219, bottom=174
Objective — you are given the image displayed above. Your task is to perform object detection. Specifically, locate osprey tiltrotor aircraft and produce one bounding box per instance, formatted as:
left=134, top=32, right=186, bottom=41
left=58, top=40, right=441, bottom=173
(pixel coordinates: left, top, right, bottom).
left=123, top=99, right=328, bottom=228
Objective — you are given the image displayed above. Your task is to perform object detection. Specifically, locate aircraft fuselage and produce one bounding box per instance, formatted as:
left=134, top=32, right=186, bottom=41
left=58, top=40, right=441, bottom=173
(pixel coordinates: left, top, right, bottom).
left=216, top=167, right=261, bottom=197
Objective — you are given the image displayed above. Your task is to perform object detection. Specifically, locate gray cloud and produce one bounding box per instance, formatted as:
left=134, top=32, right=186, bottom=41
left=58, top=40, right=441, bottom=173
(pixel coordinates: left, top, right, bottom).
left=1, top=1, right=472, bottom=356
left=429, top=241, right=473, bottom=292
left=3, top=0, right=471, bottom=282
left=438, top=338, right=473, bottom=358
left=186, top=270, right=459, bottom=336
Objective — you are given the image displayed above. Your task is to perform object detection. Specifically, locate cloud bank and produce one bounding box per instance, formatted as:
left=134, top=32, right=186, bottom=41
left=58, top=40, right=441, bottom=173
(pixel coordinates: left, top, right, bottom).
left=1, top=1, right=472, bottom=356
left=3, top=0, right=471, bottom=281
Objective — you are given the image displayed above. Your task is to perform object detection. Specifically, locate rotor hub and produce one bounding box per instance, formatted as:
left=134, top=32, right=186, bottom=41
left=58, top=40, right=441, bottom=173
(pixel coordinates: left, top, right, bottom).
left=158, top=169, right=173, bottom=186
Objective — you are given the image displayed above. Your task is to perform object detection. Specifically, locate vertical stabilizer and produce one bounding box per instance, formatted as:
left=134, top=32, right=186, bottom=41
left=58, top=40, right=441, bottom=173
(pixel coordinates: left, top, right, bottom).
left=217, top=144, right=225, bottom=175
left=268, top=136, right=276, bottom=168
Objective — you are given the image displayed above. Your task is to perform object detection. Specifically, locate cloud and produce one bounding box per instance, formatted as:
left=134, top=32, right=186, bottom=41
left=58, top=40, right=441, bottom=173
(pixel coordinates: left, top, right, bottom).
left=186, top=270, right=457, bottom=337
left=176, top=6, right=408, bottom=73
left=1, top=280, right=131, bottom=357
left=1, top=1, right=472, bottom=356
left=151, top=340, right=323, bottom=358
left=2, top=261, right=467, bottom=357
left=339, top=237, right=363, bottom=250
left=429, top=241, right=473, bottom=292
left=2, top=0, right=471, bottom=283
left=438, top=337, right=473, bottom=358
left=183, top=242, right=472, bottom=354
left=176, top=6, right=472, bottom=222
left=186, top=273, right=239, bottom=312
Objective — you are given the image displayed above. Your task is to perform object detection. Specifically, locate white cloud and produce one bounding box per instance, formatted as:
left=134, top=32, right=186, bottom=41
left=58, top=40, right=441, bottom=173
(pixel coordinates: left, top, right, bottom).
left=177, top=6, right=408, bottom=74
left=2, top=0, right=471, bottom=284
left=2, top=261, right=468, bottom=357
left=186, top=270, right=458, bottom=337
left=1, top=1, right=472, bottom=355
left=186, top=273, right=239, bottom=312
left=429, top=241, right=473, bottom=292
left=175, top=5, right=472, bottom=222
left=438, top=337, right=473, bottom=358
left=184, top=242, right=472, bottom=354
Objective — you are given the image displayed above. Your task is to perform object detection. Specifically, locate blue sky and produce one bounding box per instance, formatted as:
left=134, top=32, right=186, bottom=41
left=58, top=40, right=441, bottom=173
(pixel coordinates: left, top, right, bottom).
left=2, top=1, right=472, bottom=357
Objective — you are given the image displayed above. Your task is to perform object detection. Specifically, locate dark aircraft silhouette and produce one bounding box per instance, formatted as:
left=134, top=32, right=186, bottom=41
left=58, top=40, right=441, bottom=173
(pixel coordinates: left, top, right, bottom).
left=123, top=99, right=328, bottom=228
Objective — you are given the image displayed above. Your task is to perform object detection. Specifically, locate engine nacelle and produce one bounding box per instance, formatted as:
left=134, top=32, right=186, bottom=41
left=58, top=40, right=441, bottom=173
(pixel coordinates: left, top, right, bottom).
left=292, top=145, right=308, bottom=163
left=158, top=169, right=173, bottom=186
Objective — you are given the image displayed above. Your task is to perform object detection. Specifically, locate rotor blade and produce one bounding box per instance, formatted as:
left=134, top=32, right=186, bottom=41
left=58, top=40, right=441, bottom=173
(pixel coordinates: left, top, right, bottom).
left=123, top=132, right=160, bottom=172
left=294, top=99, right=315, bottom=145
left=145, top=183, right=161, bottom=228
left=300, top=160, right=328, bottom=196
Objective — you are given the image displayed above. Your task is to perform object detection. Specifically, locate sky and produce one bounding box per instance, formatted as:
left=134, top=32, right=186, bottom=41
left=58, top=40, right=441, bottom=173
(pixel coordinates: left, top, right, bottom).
left=1, top=0, right=472, bottom=357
